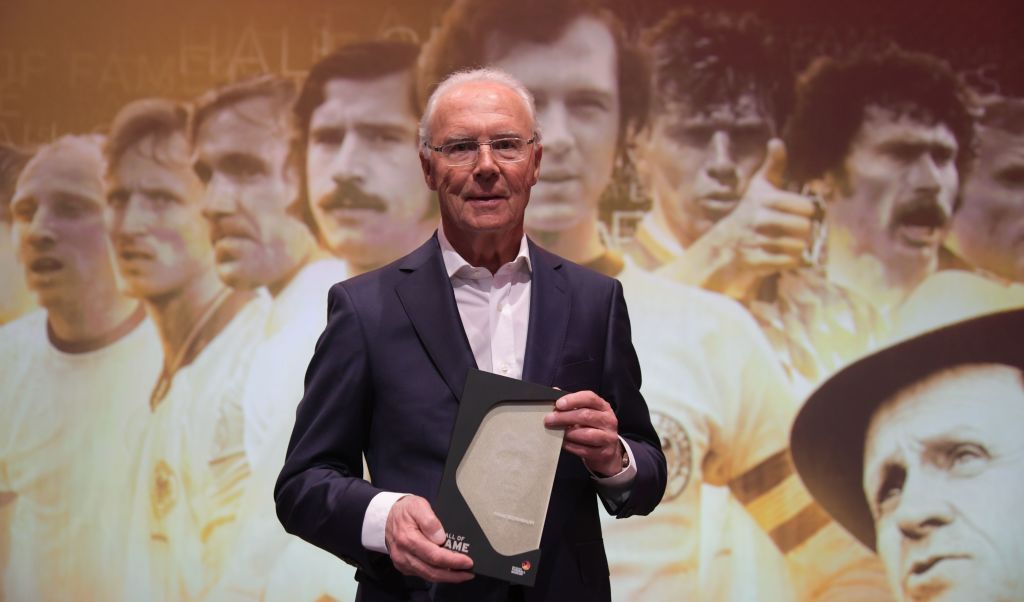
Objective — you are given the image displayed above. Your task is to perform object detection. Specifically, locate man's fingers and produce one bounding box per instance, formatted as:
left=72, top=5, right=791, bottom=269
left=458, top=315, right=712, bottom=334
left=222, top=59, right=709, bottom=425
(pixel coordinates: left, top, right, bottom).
left=563, top=425, right=619, bottom=448
left=563, top=441, right=623, bottom=476
left=387, top=495, right=475, bottom=582
left=412, top=536, right=473, bottom=570
left=554, top=390, right=608, bottom=411
left=545, top=406, right=617, bottom=430
left=545, top=391, right=621, bottom=475
left=759, top=191, right=818, bottom=217
left=740, top=248, right=805, bottom=269
left=548, top=406, right=612, bottom=425
left=401, top=552, right=474, bottom=583
left=390, top=525, right=473, bottom=580
left=564, top=441, right=614, bottom=457
left=396, top=530, right=473, bottom=574
left=753, top=212, right=814, bottom=239
left=753, top=235, right=812, bottom=256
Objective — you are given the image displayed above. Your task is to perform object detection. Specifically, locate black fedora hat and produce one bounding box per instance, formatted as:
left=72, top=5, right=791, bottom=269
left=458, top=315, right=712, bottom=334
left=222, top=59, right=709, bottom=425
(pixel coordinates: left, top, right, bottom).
left=790, top=308, right=1024, bottom=549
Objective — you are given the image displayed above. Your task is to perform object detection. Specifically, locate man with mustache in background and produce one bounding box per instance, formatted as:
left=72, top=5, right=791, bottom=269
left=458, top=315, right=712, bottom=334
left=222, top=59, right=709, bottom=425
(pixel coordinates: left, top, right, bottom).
left=904, top=95, right=1024, bottom=322
left=630, top=10, right=884, bottom=398
left=419, top=2, right=882, bottom=600
left=785, top=48, right=974, bottom=318
left=297, top=40, right=436, bottom=277
left=0, top=135, right=161, bottom=600
left=105, top=99, right=269, bottom=599
left=219, top=46, right=433, bottom=600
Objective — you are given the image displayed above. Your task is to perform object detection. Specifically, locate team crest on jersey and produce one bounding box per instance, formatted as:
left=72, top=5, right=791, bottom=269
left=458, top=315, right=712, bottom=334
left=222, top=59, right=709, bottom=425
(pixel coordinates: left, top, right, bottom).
left=151, top=459, right=177, bottom=520
left=651, top=411, right=692, bottom=501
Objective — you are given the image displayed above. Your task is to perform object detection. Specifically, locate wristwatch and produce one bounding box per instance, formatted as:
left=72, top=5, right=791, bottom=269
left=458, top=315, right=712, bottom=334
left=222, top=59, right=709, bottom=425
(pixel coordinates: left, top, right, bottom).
left=620, top=443, right=630, bottom=470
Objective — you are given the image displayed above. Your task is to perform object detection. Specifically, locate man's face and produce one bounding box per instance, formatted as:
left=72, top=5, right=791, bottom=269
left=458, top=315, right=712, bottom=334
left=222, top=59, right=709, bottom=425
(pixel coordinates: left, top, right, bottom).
left=193, top=95, right=300, bottom=289
left=642, top=94, right=773, bottom=247
left=10, top=140, right=113, bottom=309
left=949, top=124, right=1024, bottom=281
left=420, top=81, right=541, bottom=243
left=305, top=70, right=432, bottom=266
left=107, top=134, right=212, bottom=300
left=490, top=15, right=619, bottom=233
left=863, top=364, right=1024, bottom=602
left=827, top=105, right=959, bottom=280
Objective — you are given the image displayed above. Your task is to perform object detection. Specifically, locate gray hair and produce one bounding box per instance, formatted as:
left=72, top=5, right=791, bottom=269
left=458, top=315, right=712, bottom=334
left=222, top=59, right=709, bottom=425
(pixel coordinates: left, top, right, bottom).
left=418, top=67, right=540, bottom=158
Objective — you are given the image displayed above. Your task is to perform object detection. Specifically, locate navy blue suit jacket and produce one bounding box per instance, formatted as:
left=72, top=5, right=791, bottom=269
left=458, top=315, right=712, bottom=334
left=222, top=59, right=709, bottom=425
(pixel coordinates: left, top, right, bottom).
left=275, top=235, right=666, bottom=601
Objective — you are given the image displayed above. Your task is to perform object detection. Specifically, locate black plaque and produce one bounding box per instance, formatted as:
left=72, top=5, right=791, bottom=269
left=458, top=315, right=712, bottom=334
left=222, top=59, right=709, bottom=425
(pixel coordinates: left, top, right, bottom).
left=434, top=369, right=564, bottom=586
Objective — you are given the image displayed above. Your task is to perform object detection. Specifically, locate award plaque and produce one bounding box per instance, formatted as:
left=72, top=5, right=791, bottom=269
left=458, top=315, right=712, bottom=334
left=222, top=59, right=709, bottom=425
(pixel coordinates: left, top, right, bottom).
left=434, top=369, right=564, bottom=586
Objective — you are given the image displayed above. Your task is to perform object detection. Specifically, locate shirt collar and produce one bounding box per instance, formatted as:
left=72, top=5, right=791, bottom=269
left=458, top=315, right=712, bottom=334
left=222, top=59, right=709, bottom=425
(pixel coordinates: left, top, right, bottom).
left=638, top=211, right=687, bottom=258
left=437, top=224, right=532, bottom=280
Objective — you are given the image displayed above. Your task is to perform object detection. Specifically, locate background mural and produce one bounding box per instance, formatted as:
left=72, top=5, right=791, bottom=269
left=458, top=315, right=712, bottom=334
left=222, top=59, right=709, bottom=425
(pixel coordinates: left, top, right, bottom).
left=2, top=0, right=1022, bottom=600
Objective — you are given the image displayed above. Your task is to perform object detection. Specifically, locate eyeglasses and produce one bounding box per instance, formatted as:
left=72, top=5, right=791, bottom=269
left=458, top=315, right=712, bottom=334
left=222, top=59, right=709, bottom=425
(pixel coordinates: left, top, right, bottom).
left=426, top=136, right=536, bottom=166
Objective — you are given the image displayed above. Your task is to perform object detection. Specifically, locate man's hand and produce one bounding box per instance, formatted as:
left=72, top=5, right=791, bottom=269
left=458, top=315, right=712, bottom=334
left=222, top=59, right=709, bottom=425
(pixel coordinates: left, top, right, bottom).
left=544, top=390, right=623, bottom=476
left=384, top=495, right=473, bottom=583
left=660, top=139, right=818, bottom=300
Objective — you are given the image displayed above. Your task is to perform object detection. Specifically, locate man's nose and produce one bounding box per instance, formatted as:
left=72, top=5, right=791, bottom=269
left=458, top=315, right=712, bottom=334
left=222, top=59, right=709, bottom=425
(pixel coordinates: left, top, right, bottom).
left=908, top=153, right=944, bottom=196
left=23, top=207, right=56, bottom=249
left=895, top=471, right=953, bottom=542
left=537, top=103, right=572, bottom=157
left=472, top=142, right=500, bottom=181
left=706, top=131, right=739, bottom=187
left=117, top=193, right=152, bottom=235
left=329, top=134, right=365, bottom=184
left=201, top=175, right=239, bottom=218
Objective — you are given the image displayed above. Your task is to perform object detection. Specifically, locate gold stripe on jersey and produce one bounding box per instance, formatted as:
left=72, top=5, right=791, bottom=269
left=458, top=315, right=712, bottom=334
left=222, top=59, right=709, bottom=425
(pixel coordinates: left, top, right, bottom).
left=729, top=450, right=792, bottom=505
left=743, top=472, right=815, bottom=534
left=728, top=450, right=830, bottom=553
left=769, top=503, right=833, bottom=554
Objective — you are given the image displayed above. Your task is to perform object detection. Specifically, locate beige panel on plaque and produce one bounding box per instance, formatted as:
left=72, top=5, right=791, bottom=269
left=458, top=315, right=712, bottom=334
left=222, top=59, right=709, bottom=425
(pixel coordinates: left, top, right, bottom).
left=455, top=402, right=563, bottom=557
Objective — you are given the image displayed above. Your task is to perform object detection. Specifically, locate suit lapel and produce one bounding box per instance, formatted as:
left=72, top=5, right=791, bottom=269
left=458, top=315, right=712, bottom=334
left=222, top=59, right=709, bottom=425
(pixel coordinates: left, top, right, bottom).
left=522, top=240, right=570, bottom=386
left=395, top=235, right=477, bottom=401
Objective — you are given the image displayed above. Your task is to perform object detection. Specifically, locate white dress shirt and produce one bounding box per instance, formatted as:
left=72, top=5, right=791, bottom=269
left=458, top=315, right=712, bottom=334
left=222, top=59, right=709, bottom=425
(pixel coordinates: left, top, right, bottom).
left=360, top=227, right=636, bottom=554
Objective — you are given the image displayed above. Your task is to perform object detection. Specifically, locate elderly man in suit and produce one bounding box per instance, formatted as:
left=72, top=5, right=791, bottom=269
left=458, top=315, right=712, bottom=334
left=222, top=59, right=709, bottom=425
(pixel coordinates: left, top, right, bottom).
left=275, top=68, right=666, bottom=601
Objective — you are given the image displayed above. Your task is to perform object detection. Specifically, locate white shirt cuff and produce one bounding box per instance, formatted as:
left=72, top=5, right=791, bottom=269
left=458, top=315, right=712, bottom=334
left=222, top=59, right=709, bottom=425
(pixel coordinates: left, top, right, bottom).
left=361, top=491, right=409, bottom=554
left=591, top=438, right=638, bottom=513
left=591, top=436, right=638, bottom=487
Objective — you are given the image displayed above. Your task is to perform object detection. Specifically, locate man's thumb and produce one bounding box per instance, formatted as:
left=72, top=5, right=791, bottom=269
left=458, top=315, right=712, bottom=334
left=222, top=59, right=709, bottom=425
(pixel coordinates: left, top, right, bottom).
left=756, top=138, right=787, bottom=188
left=414, top=504, right=447, bottom=545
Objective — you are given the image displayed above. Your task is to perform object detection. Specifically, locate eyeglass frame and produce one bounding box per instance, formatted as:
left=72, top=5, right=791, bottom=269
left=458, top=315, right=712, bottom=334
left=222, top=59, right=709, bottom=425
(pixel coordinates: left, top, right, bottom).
left=424, top=135, right=538, bottom=166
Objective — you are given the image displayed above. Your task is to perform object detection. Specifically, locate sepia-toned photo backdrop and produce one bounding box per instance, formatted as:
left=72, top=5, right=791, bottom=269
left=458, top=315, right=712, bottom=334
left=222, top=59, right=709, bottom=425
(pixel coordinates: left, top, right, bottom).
left=2, top=0, right=1022, bottom=600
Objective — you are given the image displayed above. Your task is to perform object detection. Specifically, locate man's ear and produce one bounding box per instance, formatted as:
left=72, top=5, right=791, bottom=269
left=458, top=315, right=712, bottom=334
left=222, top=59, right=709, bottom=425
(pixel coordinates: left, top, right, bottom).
left=420, top=152, right=437, bottom=191
left=529, top=142, right=542, bottom=185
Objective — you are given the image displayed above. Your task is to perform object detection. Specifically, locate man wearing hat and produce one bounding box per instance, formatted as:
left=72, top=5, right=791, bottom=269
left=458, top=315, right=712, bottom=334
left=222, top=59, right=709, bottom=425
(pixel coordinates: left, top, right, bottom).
left=791, top=308, right=1024, bottom=602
